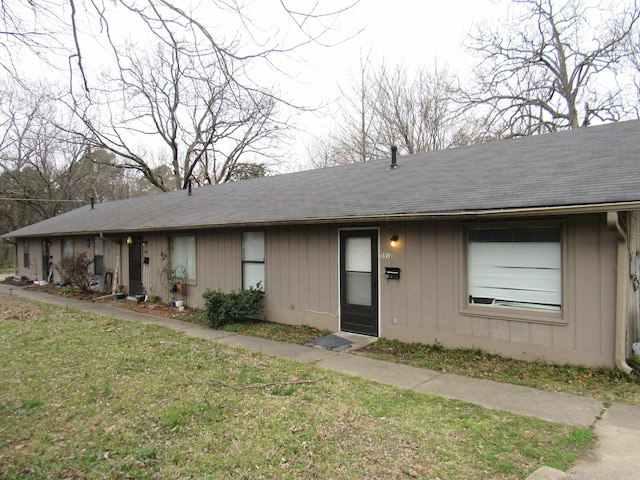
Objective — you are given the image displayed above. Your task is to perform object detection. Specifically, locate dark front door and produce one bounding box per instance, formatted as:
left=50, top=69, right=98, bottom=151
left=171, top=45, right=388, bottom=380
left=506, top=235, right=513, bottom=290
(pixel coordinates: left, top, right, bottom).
left=128, top=236, right=142, bottom=295
left=42, top=240, right=51, bottom=282
left=340, top=230, right=378, bottom=336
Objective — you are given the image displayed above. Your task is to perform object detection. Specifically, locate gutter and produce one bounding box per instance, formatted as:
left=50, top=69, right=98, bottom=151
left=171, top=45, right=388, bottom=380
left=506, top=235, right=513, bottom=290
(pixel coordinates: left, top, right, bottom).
left=6, top=201, right=640, bottom=240
left=607, top=211, right=634, bottom=375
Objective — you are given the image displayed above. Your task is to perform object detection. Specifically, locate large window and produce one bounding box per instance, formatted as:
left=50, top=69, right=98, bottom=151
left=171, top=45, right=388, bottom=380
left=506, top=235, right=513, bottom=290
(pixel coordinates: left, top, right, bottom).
left=23, top=239, right=30, bottom=268
left=171, top=235, right=196, bottom=281
left=242, top=231, right=264, bottom=291
left=467, top=226, right=562, bottom=312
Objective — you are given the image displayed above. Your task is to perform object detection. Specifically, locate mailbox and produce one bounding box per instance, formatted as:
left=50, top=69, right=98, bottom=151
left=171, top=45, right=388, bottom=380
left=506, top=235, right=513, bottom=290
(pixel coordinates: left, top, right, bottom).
left=385, top=267, right=401, bottom=281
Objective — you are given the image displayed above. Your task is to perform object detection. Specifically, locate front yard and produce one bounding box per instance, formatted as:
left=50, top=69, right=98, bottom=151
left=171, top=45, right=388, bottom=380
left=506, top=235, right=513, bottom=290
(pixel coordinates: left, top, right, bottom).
left=0, top=295, right=592, bottom=479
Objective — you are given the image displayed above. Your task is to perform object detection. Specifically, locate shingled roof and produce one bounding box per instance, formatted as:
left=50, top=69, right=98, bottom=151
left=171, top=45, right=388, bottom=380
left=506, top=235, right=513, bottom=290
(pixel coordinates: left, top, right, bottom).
left=4, top=120, right=640, bottom=238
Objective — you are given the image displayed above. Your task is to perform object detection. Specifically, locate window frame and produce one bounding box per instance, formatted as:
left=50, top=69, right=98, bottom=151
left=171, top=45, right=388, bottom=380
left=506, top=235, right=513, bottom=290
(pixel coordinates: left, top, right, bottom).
left=460, top=220, right=567, bottom=325
left=242, top=231, right=265, bottom=291
left=62, top=238, right=74, bottom=258
left=170, top=234, right=197, bottom=283
left=23, top=239, right=30, bottom=268
left=94, top=236, right=104, bottom=276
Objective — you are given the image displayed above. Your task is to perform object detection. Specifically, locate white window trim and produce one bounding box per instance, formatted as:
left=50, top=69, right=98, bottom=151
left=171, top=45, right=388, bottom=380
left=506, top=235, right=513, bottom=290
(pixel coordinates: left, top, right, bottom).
left=62, top=238, right=74, bottom=258
left=171, top=235, right=197, bottom=283
left=242, top=231, right=265, bottom=291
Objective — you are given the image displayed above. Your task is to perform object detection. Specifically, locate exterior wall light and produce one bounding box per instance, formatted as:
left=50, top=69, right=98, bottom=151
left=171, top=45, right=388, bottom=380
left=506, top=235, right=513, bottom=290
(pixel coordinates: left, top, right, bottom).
left=86, top=238, right=91, bottom=247
left=126, top=236, right=133, bottom=244
left=390, top=235, right=399, bottom=247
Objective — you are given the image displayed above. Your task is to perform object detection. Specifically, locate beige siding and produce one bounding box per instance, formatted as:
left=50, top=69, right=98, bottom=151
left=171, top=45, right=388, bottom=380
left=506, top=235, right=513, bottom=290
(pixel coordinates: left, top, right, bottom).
left=376, top=214, right=619, bottom=367
left=254, top=215, right=620, bottom=368
left=11, top=210, right=632, bottom=368
left=264, top=225, right=339, bottom=331
left=135, top=230, right=241, bottom=308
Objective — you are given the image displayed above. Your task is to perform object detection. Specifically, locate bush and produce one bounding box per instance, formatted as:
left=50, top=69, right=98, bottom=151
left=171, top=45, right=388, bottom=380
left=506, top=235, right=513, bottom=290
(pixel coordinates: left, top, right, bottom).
left=55, top=253, right=93, bottom=292
left=202, top=284, right=264, bottom=329
left=58, top=285, right=73, bottom=296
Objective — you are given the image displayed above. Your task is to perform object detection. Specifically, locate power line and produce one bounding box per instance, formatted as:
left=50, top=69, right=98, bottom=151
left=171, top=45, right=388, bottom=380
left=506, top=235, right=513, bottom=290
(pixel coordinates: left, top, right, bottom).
left=0, top=197, right=85, bottom=203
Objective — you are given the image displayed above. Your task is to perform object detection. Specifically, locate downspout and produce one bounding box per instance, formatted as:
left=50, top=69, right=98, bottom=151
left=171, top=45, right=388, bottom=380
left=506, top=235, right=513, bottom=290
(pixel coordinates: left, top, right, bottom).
left=607, top=211, right=634, bottom=375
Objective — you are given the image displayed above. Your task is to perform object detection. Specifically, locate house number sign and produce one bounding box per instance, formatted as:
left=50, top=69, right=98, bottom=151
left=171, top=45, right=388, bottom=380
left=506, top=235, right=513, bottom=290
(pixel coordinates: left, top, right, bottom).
left=380, top=253, right=393, bottom=259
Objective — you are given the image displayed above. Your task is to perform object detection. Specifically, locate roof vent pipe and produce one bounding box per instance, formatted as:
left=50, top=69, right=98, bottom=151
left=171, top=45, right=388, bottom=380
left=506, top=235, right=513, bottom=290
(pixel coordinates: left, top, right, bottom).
left=390, top=146, right=398, bottom=169
left=187, top=179, right=192, bottom=196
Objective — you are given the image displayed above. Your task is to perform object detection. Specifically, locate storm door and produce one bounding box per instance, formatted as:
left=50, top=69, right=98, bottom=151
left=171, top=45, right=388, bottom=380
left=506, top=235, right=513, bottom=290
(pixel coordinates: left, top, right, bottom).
left=128, top=236, right=142, bottom=295
left=42, top=240, right=51, bottom=282
left=340, top=230, right=378, bottom=336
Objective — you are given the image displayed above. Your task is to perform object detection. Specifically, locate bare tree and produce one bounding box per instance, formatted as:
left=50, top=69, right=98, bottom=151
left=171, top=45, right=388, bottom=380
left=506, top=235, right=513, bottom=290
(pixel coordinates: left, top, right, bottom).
left=626, top=21, right=640, bottom=115
left=465, top=0, right=640, bottom=136
left=2, top=1, right=358, bottom=192
left=72, top=39, right=285, bottom=191
left=330, top=51, right=380, bottom=163
left=83, top=148, right=155, bottom=202
left=317, top=59, right=469, bottom=167
left=306, top=137, right=349, bottom=169
left=372, top=62, right=466, bottom=154
left=0, top=81, right=89, bottom=233
left=1, top=1, right=358, bottom=89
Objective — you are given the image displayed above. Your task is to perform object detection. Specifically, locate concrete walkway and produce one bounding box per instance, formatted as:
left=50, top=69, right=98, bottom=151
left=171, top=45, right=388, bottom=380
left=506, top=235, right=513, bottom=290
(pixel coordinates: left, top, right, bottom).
left=1, top=283, right=639, bottom=479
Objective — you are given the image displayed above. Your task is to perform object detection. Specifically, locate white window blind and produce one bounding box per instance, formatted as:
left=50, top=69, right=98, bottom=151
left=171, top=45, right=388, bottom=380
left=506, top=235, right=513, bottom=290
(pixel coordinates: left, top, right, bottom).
left=468, top=227, right=561, bottom=311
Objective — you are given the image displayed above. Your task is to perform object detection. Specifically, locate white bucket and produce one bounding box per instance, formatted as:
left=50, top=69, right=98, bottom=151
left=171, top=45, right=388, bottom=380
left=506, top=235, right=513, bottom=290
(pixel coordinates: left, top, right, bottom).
left=178, top=306, right=185, bottom=312
left=175, top=300, right=184, bottom=308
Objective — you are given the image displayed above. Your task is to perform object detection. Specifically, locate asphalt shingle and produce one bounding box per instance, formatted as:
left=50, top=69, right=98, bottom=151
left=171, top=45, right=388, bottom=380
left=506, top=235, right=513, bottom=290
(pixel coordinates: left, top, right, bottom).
left=4, top=120, right=640, bottom=238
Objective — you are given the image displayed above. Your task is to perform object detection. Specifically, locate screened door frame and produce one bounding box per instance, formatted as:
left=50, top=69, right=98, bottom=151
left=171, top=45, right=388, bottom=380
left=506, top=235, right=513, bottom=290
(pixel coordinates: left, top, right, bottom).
left=338, top=227, right=380, bottom=337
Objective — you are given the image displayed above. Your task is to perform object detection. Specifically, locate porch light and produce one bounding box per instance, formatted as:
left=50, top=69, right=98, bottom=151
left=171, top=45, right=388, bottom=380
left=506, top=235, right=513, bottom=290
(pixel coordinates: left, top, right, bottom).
left=390, top=235, right=399, bottom=247
left=126, top=236, right=133, bottom=244
left=86, top=238, right=91, bottom=247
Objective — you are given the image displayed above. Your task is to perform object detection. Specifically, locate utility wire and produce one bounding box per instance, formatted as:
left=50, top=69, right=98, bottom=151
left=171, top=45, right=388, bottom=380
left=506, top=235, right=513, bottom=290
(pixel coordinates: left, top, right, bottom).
left=0, top=197, right=85, bottom=203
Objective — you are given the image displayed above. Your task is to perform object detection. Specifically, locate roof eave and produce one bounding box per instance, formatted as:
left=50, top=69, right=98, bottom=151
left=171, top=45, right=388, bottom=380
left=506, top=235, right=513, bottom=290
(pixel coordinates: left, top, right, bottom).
left=4, top=200, right=639, bottom=240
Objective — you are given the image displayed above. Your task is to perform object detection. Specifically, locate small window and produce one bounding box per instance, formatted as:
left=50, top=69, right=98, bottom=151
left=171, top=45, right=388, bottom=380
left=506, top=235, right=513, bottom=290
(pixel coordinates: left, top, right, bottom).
left=23, top=239, right=30, bottom=268
left=171, top=235, right=196, bottom=281
left=242, top=231, right=265, bottom=291
left=94, top=236, right=104, bottom=275
left=468, top=226, right=562, bottom=311
left=62, top=238, right=74, bottom=258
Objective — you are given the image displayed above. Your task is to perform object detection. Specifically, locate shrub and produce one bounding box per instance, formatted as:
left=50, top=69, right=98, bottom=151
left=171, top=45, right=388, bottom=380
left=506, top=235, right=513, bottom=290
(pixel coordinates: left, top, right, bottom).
left=54, top=253, right=93, bottom=292
left=58, top=285, right=73, bottom=296
left=202, top=284, right=264, bottom=329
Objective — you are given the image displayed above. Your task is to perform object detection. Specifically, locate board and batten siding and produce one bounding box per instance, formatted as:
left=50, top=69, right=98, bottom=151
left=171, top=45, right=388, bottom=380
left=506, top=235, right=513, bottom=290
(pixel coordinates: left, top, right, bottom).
left=257, top=214, right=620, bottom=367
left=263, top=225, right=340, bottom=331
left=139, top=230, right=242, bottom=310
left=375, top=215, right=618, bottom=367
left=10, top=211, right=629, bottom=368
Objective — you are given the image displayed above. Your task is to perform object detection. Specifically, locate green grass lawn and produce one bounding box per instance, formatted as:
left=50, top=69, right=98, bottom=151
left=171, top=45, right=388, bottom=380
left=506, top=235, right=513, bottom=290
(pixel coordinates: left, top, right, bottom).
left=0, top=296, right=593, bottom=479
left=221, top=319, right=640, bottom=406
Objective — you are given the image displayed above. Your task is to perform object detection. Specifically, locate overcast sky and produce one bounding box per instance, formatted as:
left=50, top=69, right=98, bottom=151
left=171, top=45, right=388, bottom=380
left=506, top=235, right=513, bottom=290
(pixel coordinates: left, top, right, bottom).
left=271, top=0, right=507, bottom=169
left=16, top=0, right=508, bottom=171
